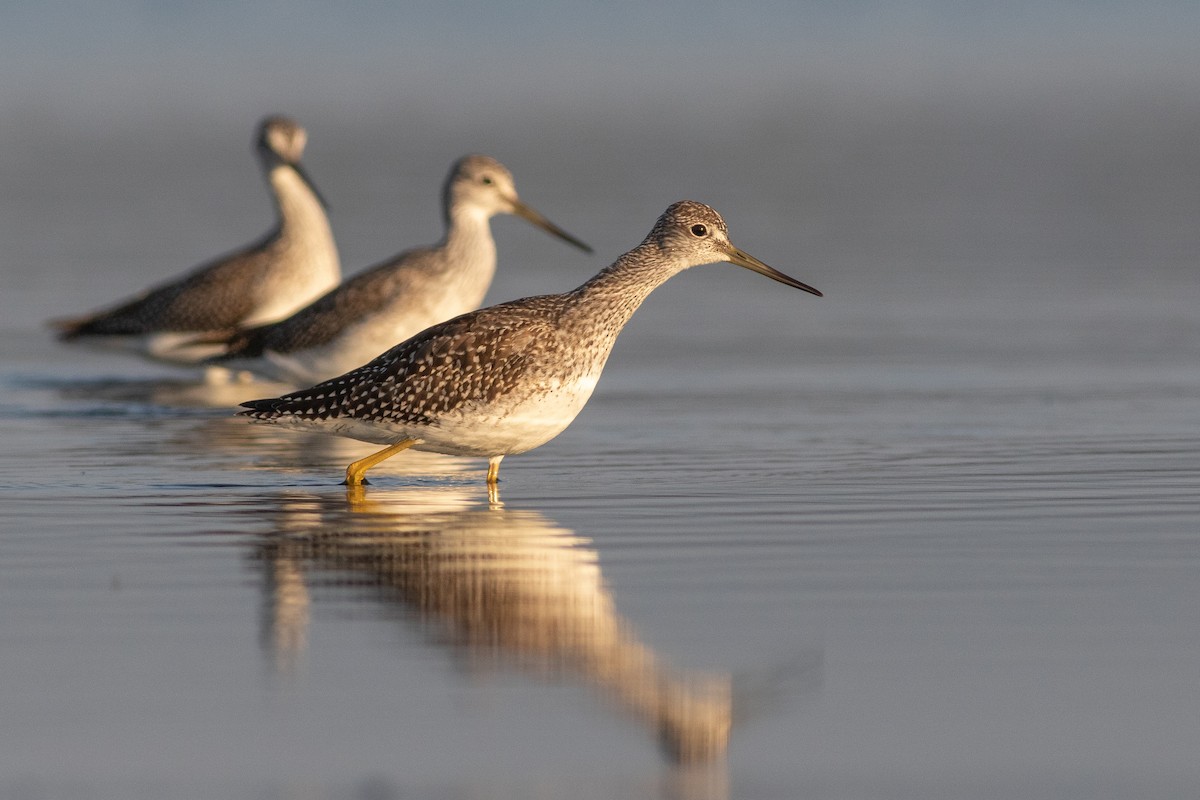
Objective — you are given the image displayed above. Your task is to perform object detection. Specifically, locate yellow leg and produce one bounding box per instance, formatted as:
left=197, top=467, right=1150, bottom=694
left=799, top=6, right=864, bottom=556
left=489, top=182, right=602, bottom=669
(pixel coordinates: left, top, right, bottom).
left=343, top=439, right=418, bottom=487
left=486, top=456, right=504, bottom=507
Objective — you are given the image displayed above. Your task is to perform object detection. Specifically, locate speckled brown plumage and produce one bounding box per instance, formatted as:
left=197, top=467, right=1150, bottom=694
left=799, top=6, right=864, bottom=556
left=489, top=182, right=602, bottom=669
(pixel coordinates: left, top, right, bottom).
left=240, top=201, right=822, bottom=486
left=242, top=295, right=564, bottom=426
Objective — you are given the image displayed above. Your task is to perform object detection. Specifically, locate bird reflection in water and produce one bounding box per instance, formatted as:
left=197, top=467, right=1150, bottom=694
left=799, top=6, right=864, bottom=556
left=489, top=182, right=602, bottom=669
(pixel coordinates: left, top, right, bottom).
left=253, top=486, right=733, bottom=766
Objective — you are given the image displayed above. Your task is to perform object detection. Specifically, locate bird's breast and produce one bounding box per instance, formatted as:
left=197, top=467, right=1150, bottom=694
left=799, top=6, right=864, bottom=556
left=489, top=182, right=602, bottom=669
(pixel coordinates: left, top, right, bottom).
left=414, top=370, right=603, bottom=457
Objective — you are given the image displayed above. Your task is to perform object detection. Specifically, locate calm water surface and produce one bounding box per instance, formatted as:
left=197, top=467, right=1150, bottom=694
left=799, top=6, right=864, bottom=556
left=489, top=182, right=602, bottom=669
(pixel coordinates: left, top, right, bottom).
left=2, top=242, right=1198, bottom=799
left=1, top=64, right=1200, bottom=795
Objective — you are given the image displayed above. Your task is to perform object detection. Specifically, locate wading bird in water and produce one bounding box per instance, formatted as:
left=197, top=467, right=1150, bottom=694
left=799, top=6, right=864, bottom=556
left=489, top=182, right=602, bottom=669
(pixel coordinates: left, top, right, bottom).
left=240, top=201, right=821, bottom=493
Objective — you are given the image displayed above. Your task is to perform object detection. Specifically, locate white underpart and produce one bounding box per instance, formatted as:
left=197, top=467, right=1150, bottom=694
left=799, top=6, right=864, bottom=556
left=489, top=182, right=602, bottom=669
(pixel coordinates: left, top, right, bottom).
left=260, top=277, right=493, bottom=385
left=416, top=372, right=601, bottom=457
left=267, top=372, right=603, bottom=459
left=69, top=330, right=228, bottom=365
left=239, top=166, right=340, bottom=328
left=256, top=194, right=500, bottom=385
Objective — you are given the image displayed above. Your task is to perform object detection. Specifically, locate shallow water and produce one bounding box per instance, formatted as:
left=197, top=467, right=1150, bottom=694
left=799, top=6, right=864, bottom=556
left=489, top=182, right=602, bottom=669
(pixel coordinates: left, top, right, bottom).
left=4, top=12, right=1200, bottom=790
left=3, top=235, right=1199, bottom=798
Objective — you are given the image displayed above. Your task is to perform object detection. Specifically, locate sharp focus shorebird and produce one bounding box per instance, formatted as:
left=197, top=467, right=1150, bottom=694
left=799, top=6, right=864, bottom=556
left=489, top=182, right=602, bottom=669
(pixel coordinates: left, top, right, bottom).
left=50, top=115, right=341, bottom=365
left=207, top=154, right=590, bottom=385
left=240, top=201, right=822, bottom=489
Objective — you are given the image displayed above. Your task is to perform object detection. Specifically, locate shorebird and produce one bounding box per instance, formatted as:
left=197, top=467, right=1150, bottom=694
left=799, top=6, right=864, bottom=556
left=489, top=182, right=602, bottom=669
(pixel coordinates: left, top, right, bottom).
left=51, top=115, right=340, bottom=365
left=207, top=154, right=590, bottom=385
left=240, top=201, right=822, bottom=489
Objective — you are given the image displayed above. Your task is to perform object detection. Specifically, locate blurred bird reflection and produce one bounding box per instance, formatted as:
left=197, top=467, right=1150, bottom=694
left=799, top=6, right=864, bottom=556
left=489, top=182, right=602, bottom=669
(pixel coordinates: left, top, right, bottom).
left=253, top=486, right=734, bottom=766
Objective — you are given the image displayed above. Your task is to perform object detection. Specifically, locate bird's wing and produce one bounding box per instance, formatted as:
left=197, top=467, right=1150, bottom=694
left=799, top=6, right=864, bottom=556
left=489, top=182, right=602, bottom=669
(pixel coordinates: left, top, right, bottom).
left=53, top=236, right=276, bottom=338
left=241, top=296, right=562, bottom=425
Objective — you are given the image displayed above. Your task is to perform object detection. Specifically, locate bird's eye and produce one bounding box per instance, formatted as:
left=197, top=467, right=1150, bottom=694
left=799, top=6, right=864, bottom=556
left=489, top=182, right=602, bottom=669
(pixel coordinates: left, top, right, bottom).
left=481, top=176, right=494, bottom=185
left=690, top=224, right=708, bottom=237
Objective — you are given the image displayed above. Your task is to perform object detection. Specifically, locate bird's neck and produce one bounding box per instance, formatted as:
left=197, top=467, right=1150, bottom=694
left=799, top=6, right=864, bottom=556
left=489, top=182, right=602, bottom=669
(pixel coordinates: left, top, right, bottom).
left=437, top=205, right=498, bottom=305
left=566, top=243, right=681, bottom=332
left=268, top=165, right=337, bottom=261
left=546, top=244, right=685, bottom=383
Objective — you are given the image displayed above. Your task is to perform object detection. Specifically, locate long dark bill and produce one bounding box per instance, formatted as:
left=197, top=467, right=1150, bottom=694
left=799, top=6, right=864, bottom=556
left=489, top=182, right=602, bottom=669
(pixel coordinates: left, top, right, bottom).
left=723, top=244, right=822, bottom=297
left=512, top=199, right=593, bottom=253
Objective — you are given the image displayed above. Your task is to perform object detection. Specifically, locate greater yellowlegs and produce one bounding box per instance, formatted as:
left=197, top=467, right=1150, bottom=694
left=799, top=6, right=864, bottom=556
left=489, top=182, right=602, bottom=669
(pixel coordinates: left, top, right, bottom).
left=240, top=201, right=821, bottom=488
left=51, top=115, right=341, bottom=365
left=208, top=154, right=589, bottom=385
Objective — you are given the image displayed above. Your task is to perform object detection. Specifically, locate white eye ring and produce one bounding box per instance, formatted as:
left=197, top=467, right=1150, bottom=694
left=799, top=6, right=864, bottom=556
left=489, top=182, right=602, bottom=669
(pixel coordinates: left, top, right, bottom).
left=690, top=224, right=708, bottom=237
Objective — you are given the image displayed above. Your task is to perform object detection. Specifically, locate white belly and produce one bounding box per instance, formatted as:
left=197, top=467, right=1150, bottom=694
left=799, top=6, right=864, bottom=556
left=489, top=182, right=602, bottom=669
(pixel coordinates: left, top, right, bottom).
left=426, top=372, right=601, bottom=457
left=304, top=372, right=602, bottom=457
left=69, top=330, right=227, bottom=365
